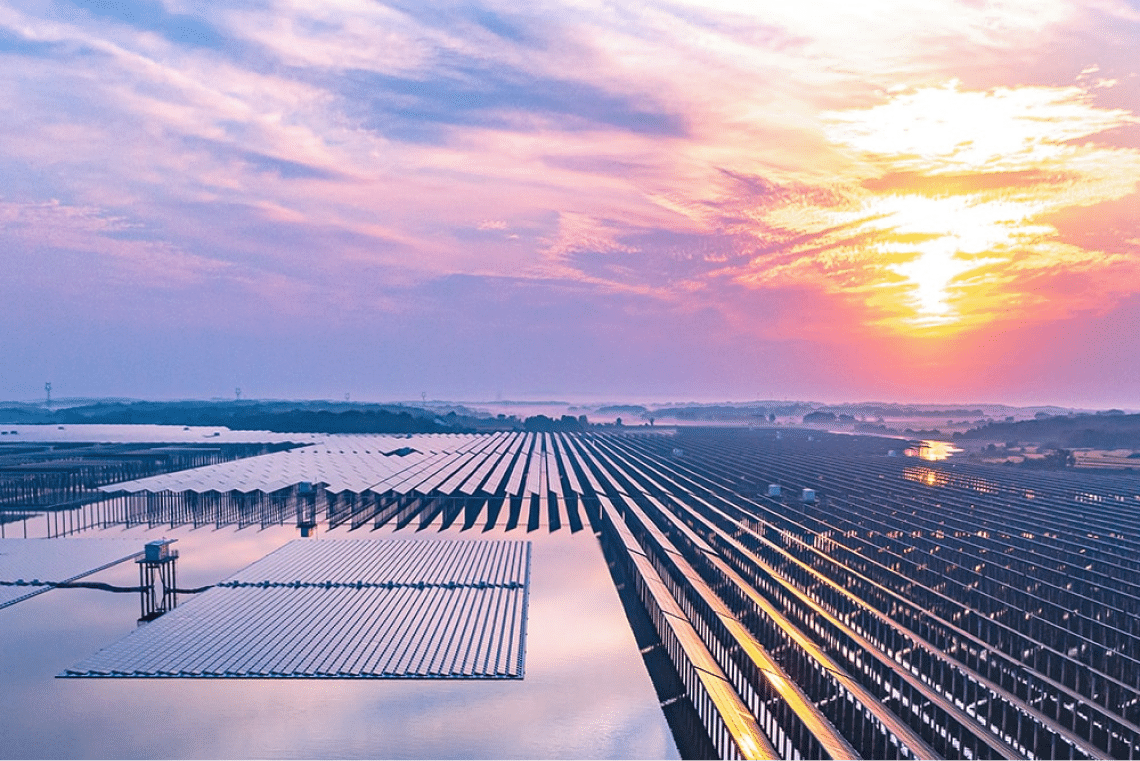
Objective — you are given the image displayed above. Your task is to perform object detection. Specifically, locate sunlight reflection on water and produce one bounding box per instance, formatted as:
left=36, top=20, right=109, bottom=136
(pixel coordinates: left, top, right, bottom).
left=905, top=440, right=962, bottom=461
left=0, top=524, right=678, bottom=759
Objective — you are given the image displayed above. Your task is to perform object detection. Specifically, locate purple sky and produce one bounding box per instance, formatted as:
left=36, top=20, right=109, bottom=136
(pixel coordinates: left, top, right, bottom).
left=3, top=1, right=1140, bottom=407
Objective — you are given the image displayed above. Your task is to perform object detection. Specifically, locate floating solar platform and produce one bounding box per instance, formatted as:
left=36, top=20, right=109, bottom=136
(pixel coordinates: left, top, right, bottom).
left=62, top=538, right=530, bottom=679
left=0, top=538, right=141, bottom=609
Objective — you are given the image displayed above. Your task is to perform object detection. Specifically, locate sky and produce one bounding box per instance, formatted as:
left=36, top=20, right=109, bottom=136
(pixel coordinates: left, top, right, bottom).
left=2, top=0, right=1139, bottom=407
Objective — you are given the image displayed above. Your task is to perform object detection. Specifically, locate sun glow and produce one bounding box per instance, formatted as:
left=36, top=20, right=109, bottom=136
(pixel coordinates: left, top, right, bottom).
left=844, top=193, right=1044, bottom=327
left=812, top=81, right=1140, bottom=332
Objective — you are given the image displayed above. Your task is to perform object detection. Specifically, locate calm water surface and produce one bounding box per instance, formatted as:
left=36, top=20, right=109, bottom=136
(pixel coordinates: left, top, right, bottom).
left=0, top=522, right=678, bottom=759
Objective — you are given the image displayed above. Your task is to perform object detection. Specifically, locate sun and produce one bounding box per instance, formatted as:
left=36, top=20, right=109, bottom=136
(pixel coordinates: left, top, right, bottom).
left=812, top=80, right=1139, bottom=333
left=852, top=192, right=1041, bottom=328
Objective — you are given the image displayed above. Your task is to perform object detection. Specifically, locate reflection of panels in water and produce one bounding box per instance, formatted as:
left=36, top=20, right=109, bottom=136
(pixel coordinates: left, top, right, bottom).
left=62, top=538, right=531, bottom=679
left=0, top=538, right=140, bottom=609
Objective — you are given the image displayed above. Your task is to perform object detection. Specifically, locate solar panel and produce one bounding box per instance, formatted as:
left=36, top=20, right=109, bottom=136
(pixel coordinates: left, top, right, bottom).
left=61, top=538, right=530, bottom=679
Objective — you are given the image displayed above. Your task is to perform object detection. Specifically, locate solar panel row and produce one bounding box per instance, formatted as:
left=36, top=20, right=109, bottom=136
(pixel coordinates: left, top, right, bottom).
left=586, top=429, right=1140, bottom=759
left=62, top=539, right=530, bottom=679
left=101, top=432, right=580, bottom=498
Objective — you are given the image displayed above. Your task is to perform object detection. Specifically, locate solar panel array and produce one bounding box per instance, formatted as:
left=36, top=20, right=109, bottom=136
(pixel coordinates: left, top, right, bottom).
left=100, top=433, right=579, bottom=496
left=44, top=428, right=1140, bottom=758
left=0, top=538, right=141, bottom=608
left=95, top=432, right=594, bottom=532
left=584, top=429, right=1140, bottom=760
left=62, top=539, right=530, bottom=679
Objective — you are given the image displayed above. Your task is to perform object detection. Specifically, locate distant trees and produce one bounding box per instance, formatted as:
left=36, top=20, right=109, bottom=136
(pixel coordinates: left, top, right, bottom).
left=522, top=414, right=589, bottom=432
left=1017, top=448, right=1076, bottom=469
left=1046, top=448, right=1076, bottom=468
left=803, top=411, right=837, bottom=424
left=47, top=401, right=459, bottom=434
left=958, top=413, right=1140, bottom=449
